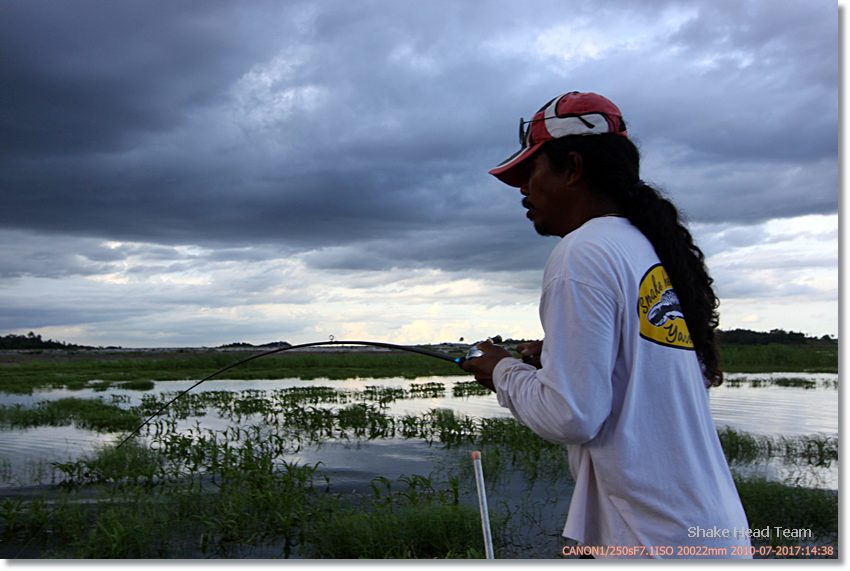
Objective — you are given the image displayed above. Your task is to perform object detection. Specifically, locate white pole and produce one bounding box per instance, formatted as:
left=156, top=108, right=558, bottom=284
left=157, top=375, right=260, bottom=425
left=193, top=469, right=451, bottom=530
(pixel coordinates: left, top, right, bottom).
left=471, top=450, right=495, bottom=559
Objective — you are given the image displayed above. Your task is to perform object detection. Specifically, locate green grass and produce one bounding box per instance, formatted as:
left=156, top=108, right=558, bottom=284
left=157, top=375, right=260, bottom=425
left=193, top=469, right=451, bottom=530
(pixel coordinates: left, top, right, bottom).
left=0, top=437, right=491, bottom=559
left=0, top=351, right=464, bottom=394
left=2, top=393, right=835, bottom=476
left=0, top=402, right=839, bottom=559
left=735, top=477, right=838, bottom=549
left=717, top=427, right=838, bottom=467
left=304, top=502, right=483, bottom=558
left=51, top=440, right=164, bottom=487
left=1, top=436, right=838, bottom=558
left=0, top=372, right=839, bottom=559
left=0, top=342, right=837, bottom=395
left=0, top=398, right=140, bottom=432
left=719, top=344, right=838, bottom=374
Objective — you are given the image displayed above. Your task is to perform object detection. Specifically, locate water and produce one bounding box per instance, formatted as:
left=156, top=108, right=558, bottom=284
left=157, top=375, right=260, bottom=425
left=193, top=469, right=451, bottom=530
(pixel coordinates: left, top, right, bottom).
left=0, top=373, right=838, bottom=558
left=710, top=373, right=838, bottom=435
left=0, top=373, right=838, bottom=491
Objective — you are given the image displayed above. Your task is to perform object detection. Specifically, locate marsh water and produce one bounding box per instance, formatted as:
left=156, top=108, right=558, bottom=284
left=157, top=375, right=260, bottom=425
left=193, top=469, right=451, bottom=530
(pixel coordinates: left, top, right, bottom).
left=0, top=372, right=838, bottom=491
left=0, top=371, right=839, bottom=558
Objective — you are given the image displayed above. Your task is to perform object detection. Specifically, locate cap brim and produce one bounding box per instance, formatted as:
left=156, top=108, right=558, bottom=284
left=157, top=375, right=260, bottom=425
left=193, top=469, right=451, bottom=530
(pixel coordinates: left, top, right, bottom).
left=488, top=141, right=545, bottom=187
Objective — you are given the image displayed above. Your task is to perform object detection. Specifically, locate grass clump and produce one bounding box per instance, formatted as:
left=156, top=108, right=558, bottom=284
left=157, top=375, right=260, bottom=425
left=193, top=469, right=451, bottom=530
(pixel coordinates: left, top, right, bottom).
left=62, top=496, right=175, bottom=558
left=453, top=381, right=493, bottom=397
left=717, top=427, right=838, bottom=467
left=0, top=398, right=140, bottom=432
left=52, top=440, right=164, bottom=487
left=305, top=471, right=486, bottom=558
left=773, top=377, right=817, bottom=389
left=118, top=379, right=156, bottom=391
left=305, top=502, right=483, bottom=558
left=736, top=477, right=838, bottom=547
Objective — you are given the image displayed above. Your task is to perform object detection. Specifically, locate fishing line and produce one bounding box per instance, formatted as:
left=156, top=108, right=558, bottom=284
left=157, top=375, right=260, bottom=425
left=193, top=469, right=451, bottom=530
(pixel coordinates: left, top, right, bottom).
left=115, top=338, right=467, bottom=449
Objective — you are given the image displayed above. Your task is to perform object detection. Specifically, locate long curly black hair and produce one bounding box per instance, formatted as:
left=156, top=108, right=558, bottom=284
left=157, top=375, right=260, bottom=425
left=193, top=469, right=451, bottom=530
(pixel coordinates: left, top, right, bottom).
left=543, top=134, right=723, bottom=387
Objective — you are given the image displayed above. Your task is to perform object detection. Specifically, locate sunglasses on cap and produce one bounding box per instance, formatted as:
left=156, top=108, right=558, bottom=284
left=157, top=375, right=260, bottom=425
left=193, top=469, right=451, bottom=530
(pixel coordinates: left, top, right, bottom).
left=519, top=114, right=600, bottom=148
left=517, top=92, right=626, bottom=148
left=489, top=91, right=628, bottom=188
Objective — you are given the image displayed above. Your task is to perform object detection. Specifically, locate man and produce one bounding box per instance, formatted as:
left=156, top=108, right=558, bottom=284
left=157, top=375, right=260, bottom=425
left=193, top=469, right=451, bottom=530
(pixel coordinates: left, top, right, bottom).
left=462, top=91, right=751, bottom=558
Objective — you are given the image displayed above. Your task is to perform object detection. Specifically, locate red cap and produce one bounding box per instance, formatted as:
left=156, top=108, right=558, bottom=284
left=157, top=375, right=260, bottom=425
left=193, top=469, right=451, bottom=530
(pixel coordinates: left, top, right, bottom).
left=489, top=91, right=628, bottom=187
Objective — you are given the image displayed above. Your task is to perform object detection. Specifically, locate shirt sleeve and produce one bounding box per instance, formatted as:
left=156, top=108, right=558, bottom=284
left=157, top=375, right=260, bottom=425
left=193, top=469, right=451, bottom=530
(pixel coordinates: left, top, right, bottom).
left=493, top=276, right=619, bottom=444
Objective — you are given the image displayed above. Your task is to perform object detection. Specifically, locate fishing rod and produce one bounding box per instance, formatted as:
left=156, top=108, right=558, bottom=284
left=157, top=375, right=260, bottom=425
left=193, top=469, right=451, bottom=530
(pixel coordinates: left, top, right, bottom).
left=115, top=338, right=482, bottom=449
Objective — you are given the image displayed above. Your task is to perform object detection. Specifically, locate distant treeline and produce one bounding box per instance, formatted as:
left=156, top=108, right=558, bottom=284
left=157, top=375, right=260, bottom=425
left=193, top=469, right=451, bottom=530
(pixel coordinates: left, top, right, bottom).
left=505, top=328, right=836, bottom=347
left=2, top=328, right=836, bottom=351
left=218, top=341, right=292, bottom=349
left=715, top=328, right=836, bottom=346
left=0, top=332, right=92, bottom=350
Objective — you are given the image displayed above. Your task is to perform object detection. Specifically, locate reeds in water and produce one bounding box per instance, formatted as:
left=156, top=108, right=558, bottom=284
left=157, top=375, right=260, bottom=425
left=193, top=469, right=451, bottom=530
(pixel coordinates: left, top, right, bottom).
left=717, top=427, right=838, bottom=467
left=0, top=381, right=838, bottom=559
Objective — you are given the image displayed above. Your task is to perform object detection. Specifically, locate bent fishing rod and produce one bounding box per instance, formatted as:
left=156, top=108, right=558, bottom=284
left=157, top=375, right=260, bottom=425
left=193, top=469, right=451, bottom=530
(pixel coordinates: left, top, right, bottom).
left=116, top=338, right=487, bottom=449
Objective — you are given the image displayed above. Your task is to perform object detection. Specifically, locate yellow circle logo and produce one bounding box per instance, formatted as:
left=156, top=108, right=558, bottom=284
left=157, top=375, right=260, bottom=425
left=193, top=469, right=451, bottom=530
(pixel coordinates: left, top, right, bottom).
left=637, top=264, right=694, bottom=350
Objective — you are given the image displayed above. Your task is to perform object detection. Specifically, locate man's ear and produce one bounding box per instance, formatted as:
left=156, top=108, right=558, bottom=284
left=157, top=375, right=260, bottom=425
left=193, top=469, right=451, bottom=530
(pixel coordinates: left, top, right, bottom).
left=563, top=151, right=584, bottom=185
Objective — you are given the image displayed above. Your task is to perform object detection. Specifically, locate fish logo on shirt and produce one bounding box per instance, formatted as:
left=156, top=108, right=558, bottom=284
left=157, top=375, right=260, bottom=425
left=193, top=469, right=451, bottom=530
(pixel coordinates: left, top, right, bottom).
left=647, top=289, right=685, bottom=327
left=637, top=264, right=694, bottom=350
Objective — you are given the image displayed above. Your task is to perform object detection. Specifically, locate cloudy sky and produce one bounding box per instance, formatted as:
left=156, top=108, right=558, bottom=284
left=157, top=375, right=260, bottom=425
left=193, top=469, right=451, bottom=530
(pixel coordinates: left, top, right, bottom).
left=1, top=0, right=839, bottom=347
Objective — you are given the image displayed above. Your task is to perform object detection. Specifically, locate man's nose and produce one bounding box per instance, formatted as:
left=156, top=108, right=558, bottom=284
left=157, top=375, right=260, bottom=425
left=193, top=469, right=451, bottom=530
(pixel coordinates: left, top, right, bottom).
left=520, top=184, right=529, bottom=196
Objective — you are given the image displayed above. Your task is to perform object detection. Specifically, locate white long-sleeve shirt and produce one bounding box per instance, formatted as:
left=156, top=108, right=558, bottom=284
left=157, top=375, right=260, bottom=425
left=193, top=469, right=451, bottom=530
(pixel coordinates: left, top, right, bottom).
left=492, top=217, right=751, bottom=558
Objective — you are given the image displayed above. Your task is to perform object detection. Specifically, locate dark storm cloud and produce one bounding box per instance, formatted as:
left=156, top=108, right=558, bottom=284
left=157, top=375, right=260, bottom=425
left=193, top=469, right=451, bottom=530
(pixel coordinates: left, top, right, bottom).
left=0, top=0, right=288, bottom=157
left=1, top=0, right=519, bottom=253
left=0, top=0, right=838, bottom=279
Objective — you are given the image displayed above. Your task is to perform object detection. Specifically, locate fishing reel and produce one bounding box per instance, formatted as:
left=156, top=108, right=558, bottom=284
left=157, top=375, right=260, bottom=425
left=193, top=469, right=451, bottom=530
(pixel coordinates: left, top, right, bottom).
left=464, top=335, right=503, bottom=361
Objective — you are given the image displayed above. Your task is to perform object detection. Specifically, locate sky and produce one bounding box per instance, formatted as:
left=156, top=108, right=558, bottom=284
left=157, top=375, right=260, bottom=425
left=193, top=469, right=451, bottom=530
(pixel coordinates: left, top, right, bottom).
left=0, top=0, right=839, bottom=348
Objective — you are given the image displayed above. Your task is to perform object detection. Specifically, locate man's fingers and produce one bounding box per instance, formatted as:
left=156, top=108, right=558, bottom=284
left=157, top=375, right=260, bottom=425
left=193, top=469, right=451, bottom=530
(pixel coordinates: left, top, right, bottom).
left=517, top=340, right=543, bottom=356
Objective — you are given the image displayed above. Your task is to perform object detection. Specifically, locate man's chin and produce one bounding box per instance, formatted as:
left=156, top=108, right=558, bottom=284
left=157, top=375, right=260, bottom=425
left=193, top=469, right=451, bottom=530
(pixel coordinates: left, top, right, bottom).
left=532, top=220, right=555, bottom=237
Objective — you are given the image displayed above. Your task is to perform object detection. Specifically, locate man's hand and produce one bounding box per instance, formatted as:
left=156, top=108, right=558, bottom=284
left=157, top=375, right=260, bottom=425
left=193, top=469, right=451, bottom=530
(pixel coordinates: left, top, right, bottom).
left=516, top=340, right=544, bottom=369
left=460, top=341, right=512, bottom=391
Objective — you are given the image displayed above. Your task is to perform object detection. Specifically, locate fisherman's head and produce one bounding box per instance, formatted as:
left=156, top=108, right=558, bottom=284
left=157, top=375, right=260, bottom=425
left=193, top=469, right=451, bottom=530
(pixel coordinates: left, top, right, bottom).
left=489, top=91, right=639, bottom=236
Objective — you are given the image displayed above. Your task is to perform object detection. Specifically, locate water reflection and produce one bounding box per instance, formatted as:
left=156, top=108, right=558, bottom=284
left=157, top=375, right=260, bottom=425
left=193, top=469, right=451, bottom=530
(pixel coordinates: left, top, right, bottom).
left=709, top=386, right=837, bottom=435
left=0, top=425, right=115, bottom=488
